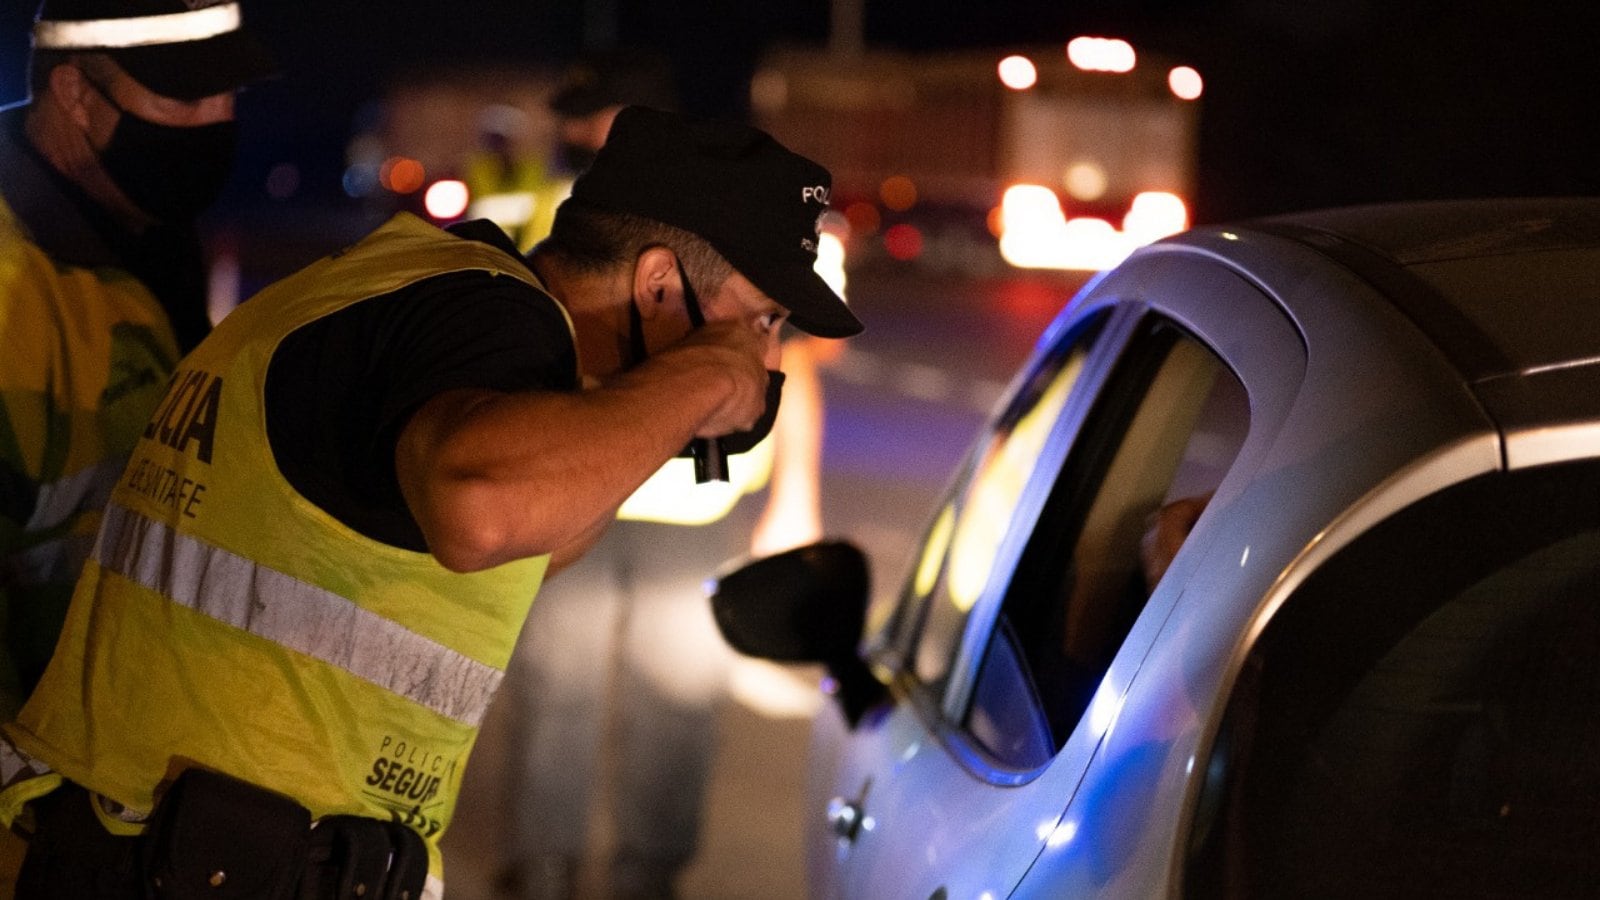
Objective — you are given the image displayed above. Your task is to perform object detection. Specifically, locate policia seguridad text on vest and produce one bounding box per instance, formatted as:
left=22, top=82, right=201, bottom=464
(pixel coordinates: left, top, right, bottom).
left=2, top=213, right=563, bottom=899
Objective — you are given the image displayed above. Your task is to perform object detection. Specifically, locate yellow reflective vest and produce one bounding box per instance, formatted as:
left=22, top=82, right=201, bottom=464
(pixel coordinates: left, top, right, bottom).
left=0, top=192, right=180, bottom=719
left=7, top=213, right=556, bottom=887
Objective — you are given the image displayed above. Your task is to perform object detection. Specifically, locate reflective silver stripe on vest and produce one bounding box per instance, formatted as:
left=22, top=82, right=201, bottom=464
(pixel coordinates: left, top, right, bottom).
left=95, top=503, right=502, bottom=726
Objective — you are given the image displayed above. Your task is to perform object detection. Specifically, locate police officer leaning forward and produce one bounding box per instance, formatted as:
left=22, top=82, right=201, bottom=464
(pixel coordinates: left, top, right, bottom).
left=0, top=106, right=864, bottom=900
left=0, top=0, right=275, bottom=719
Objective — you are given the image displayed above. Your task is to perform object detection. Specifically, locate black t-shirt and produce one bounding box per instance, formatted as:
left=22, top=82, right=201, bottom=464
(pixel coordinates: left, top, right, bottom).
left=263, top=222, right=576, bottom=551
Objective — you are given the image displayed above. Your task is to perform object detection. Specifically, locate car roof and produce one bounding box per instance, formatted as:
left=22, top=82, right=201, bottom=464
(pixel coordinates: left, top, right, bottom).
left=1248, top=197, right=1600, bottom=384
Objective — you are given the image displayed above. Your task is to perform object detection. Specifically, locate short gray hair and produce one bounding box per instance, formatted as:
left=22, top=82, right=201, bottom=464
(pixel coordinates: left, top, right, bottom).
left=540, top=200, right=734, bottom=299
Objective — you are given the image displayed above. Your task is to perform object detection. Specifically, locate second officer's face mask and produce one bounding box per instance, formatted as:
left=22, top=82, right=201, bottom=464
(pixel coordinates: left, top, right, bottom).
left=84, top=73, right=238, bottom=223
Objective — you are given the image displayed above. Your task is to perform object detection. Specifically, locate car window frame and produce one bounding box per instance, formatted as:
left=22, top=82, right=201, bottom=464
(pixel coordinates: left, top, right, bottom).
left=910, top=251, right=1309, bottom=787
left=864, top=300, right=1138, bottom=680
left=933, top=312, right=1248, bottom=775
left=954, top=317, right=1251, bottom=771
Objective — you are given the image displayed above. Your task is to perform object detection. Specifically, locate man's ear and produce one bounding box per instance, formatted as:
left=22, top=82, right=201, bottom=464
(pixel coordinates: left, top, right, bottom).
left=631, top=245, right=682, bottom=321
left=47, top=61, right=96, bottom=130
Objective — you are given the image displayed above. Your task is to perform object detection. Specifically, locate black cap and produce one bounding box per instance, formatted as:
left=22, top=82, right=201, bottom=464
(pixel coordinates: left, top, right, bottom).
left=33, top=0, right=276, bottom=100
left=568, top=106, right=863, bottom=338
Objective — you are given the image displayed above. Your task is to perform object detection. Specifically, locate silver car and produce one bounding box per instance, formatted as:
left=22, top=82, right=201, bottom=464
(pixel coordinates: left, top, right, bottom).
left=713, top=198, right=1600, bottom=899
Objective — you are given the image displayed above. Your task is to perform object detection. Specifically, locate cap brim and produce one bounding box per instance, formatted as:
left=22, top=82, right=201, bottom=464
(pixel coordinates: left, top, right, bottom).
left=112, top=28, right=277, bottom=100
left=744, top=259, right=863, bottom=338
left=786, top=283, right=864, bottom=337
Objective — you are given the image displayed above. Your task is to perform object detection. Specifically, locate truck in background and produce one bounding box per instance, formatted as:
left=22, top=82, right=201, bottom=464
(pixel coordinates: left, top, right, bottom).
left=750, top=38, right=1201, bottom=274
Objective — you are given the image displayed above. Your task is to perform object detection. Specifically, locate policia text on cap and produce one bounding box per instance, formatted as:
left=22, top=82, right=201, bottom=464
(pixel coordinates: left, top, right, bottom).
left=0, top=104, right=861, bottom=900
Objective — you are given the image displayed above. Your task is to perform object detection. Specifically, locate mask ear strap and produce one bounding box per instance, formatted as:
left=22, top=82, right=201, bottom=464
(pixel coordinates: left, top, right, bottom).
left=677, top=259, right=707, bottom=328
left=674, top=258, right=727, bottom=483
left=79, top=71, right=128, bottom=116
left=630, top=256, right=699, bottom=368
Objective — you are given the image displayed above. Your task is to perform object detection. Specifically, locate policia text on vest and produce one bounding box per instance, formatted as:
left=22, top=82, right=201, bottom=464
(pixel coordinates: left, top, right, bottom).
left=6, top=216, right=555, bottom=900
left=121, top=367, right=222, bottom=519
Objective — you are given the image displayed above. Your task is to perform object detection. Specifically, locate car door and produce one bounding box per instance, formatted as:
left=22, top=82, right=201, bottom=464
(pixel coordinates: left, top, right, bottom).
left=809, top=252, right=1305, bottom=900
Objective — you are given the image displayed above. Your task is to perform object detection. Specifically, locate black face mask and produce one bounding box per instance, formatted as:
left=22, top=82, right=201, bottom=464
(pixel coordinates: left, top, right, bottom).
left=701, top=369, right=785, bottom=455
left=86, top=77, right=238, bottom=223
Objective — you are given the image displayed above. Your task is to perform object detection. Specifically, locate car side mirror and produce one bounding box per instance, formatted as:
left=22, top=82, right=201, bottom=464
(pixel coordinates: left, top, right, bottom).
left=710, top=540, right=887, bottom=726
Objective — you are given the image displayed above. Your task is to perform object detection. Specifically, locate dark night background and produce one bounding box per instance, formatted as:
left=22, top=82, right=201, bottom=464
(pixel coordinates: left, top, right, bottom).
left=3, top=0, right=1597, bottom=224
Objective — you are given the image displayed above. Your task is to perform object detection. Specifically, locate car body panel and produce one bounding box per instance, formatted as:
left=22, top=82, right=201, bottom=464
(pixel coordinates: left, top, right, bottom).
left=812, top=252, right=1315, bottom=899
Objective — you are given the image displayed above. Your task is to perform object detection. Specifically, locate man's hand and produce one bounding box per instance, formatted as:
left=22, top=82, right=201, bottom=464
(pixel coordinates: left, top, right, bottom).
left=645, top=318, right=772, bottom=438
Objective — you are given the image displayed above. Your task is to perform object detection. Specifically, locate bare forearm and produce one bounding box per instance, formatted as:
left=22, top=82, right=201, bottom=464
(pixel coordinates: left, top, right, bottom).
left=545, top=514, right=612, bottom=578
left=397, top=339, right=760, bottom=572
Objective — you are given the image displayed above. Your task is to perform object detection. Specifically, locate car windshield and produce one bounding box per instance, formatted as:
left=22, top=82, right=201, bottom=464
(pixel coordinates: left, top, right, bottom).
left=1188, top=458, right=1600, bottom=898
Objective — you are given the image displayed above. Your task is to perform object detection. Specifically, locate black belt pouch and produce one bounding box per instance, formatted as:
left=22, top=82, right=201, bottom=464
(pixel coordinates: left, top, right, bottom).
left=140, top=768, right=310, bottom=900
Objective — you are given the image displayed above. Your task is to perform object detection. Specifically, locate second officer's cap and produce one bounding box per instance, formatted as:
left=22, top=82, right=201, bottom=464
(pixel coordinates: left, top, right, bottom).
left=32, top=0, right=276, bottom=100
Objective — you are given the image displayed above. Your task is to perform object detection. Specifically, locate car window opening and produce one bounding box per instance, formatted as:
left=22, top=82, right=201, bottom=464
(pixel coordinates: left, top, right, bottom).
left=968, top=320, right=1248, bottom=771
left=901, top=314, right=1109, bottom=698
